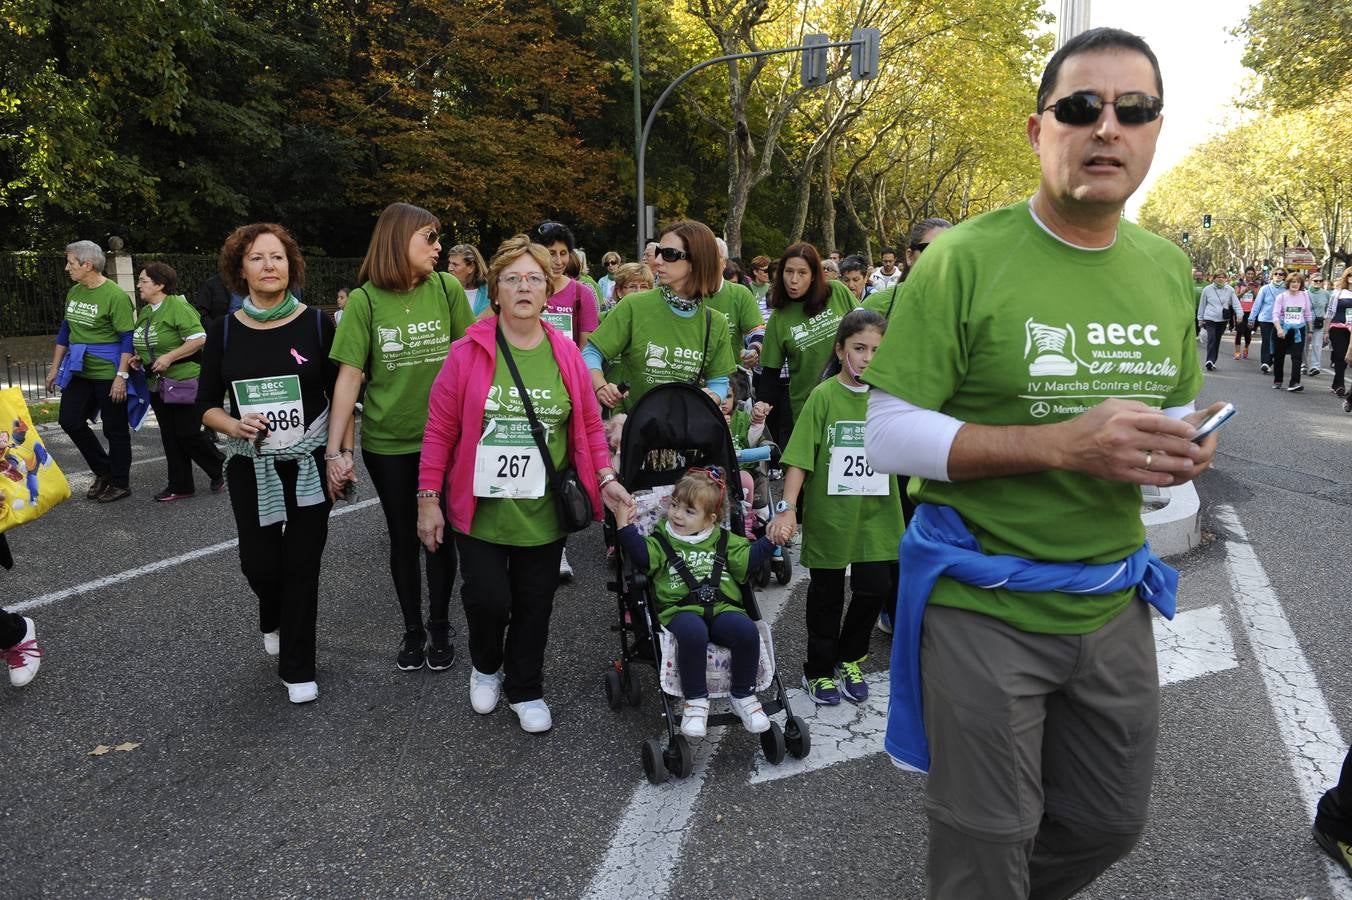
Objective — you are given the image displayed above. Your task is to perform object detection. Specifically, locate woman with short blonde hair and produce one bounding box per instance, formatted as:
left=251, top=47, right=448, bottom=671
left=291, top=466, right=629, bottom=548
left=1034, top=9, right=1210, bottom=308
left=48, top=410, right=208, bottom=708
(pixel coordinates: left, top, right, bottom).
left=448, top=243, right=490, bottom=316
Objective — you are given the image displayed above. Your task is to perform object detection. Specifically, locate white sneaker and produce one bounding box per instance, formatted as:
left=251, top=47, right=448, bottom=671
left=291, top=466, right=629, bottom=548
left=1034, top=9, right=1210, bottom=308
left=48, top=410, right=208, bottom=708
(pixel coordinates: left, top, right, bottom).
left=680, top=697, right=710, bottom=738
left=263, top=630, right=280, bottom=656
left=470, top=667, right=503, bottom=714
left=282, top=680, right=318, bottom=704
left=558, top=550, right=574, bottom=582
left=5, top=617, right=42, bottom=688
left=509, top=699, right=553, bottom=733
left=730, top=695, right=771, bottom=734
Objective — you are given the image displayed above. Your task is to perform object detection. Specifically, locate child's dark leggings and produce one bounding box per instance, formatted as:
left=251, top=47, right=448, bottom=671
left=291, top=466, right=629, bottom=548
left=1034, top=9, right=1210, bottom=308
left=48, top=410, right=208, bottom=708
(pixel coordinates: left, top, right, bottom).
left=668, top=610, right=759, bottom=699
left=0, top=607, right=25, bottom=648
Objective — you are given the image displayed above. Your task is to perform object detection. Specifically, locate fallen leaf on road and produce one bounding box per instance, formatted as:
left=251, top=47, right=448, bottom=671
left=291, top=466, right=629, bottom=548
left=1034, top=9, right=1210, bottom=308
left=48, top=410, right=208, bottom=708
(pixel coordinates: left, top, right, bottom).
left=114, top=742, right=141, bottom=752
left=87, top=745, right=111, bottom=756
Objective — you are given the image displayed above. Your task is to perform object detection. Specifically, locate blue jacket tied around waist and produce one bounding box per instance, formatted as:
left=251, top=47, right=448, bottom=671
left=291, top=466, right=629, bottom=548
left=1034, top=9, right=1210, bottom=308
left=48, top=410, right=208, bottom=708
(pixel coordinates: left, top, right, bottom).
left=885, top=503, right=1179, bottom=774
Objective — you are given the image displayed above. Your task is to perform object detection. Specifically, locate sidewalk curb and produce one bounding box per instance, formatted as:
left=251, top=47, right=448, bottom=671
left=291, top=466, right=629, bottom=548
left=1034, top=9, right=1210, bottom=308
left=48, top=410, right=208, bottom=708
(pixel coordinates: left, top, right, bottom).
left=1141, top=481, right=1201, bottom=559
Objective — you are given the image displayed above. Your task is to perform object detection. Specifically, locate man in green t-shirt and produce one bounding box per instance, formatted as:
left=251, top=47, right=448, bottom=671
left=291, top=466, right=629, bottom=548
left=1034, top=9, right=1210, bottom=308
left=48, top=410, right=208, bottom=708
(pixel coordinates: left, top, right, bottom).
left=861, top=29, right=1228, bottom=897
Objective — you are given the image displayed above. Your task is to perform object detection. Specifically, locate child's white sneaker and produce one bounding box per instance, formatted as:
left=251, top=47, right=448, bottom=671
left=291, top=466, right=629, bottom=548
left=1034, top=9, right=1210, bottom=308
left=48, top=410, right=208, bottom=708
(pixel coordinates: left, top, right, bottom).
left=680, top=697, right=710, bottom=738
left=730, top=695, right=771, bottom=733
left=4, top=617, right=42, bottom=687
left=262, top=630, right=280, bottom=656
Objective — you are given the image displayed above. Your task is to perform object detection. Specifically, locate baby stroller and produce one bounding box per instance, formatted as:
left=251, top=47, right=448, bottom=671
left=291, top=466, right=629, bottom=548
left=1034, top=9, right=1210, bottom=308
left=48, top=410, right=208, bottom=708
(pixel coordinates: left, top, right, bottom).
left=603, top=383, right=809, bottom=784
left=734, top=443, right=793, bottom=589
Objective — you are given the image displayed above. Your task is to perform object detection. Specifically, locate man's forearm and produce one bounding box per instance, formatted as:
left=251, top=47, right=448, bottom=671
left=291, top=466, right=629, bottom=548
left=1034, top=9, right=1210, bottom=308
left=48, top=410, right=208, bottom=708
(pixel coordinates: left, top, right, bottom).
left=946, top=422, right=1061, bottom=482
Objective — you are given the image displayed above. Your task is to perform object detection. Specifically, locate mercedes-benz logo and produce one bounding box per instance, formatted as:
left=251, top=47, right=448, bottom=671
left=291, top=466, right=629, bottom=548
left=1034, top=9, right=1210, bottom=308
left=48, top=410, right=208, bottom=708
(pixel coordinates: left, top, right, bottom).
left=1030, top=401, right=1050, bottom=418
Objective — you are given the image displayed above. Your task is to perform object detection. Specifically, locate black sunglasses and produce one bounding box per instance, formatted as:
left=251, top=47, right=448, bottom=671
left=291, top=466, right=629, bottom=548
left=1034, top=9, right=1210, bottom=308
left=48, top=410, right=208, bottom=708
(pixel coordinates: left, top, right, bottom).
left=1041, top=91, right=1163, bottom=126
left=654, top=246, right=690, bottom=262
left=909, top=241, right=930, bottom=253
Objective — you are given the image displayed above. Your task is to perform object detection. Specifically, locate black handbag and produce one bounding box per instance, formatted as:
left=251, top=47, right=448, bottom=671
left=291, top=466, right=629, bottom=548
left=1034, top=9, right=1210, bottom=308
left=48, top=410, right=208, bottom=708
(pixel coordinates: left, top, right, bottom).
left=495, top=326, right=593, bottom=532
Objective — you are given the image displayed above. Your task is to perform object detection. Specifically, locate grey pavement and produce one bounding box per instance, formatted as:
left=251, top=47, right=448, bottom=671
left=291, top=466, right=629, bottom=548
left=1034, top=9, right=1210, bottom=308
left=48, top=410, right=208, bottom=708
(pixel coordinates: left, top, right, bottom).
left=3, top=337, right=1352, bottom=898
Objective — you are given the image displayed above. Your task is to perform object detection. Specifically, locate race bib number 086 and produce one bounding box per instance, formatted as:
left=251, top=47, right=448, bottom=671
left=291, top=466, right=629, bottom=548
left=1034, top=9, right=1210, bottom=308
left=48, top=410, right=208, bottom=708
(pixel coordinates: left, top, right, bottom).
left=826, top=421, right=888, bottom=496
left=232, top=375, right=306, bottom=450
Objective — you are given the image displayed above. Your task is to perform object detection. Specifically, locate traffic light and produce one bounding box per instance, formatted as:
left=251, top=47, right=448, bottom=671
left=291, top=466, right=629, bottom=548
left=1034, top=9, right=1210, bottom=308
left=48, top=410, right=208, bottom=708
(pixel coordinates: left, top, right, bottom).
left=850, top=28, right=881, bottom=81
left=1203, top=214, right=1213, bottom=229
left=801, top=34, right=829, bottom=87
left=1181, top=231, right=1190, bottom=244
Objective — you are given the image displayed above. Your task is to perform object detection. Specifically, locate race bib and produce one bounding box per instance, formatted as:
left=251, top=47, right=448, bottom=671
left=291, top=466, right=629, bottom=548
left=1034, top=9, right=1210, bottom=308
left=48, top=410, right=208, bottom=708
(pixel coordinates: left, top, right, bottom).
left=543, top=310, right=573, bottom=336
left=232, top=375, right=305, bottom=450
left=826, top=421, right=887, bottom=496
left=1283, top=305, right=1304, bottom=327
left=473, top=418, right=546, bottom=499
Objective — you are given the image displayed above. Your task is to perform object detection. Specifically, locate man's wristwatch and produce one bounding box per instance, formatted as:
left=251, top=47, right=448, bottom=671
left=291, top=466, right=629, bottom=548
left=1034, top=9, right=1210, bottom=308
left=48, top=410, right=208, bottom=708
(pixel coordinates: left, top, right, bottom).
left=774, top=500, right=795, bottom=515
left=115, top=371, right=129, bottom=380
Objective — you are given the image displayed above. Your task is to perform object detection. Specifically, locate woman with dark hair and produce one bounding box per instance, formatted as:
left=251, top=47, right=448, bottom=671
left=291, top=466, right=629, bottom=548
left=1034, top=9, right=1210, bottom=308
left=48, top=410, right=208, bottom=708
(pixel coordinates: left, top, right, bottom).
left=528, top=221, right=600, bottom=349
left=132, top=261, right=224, bottom=501
left=448, top=243, right=491, bottom=316
left=585, top=219, right=738, bottom=413
left=757, top=243, right=860, bottom=424
left=200, top=223, right=353, bottom=704
left=417, top=235, right=632, bottom=732
left=327, top=202, right=475, bottom=672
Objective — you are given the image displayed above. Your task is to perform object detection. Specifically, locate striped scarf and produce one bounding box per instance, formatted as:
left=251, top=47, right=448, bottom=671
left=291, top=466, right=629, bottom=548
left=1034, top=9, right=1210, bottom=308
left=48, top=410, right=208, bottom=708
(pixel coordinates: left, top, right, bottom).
left=223, top=407, right=330, bottom=527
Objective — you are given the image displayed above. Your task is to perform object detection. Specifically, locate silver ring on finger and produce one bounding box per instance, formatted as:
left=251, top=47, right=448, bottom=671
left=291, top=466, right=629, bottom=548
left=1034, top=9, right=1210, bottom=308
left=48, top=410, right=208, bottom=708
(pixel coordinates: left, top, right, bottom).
left=1144, top=449, right=1153, bottom=471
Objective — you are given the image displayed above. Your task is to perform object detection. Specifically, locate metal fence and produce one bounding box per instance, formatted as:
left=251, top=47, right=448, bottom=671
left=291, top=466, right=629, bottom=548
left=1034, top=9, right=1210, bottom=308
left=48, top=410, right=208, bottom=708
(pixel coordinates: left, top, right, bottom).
left=3, top=355, right=55, bottom=406
left=0, top=252, right=363, bottom=337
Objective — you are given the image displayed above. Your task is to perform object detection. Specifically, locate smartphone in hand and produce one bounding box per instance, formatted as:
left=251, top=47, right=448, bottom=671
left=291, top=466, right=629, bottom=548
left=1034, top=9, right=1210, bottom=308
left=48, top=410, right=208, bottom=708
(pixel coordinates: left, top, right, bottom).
left=1192, top=403, right=1236, bottom=443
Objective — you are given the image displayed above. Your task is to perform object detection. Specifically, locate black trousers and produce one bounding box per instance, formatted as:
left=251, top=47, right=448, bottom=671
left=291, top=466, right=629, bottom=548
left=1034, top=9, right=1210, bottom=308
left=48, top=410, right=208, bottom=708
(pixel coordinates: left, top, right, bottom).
left=0, top=607, right=25, bottom=648
left=150, top=391, right=223, bottom=493
left=455, top=533, right=564, bottom=704
left=1203, top=320, right=1225, bottom=365
left=225, top=454, right=332, bottom=683
left=1317, top=746, right=1352, bottom=843
left=803, top=561, right=892, bottom=678
left=1329, top=329, right=1350, bottom=392
left=1272, top=329, right=1304, bottom=387
left=1233, top=315, right=1253, bottom=349
left=362, top=450, right=455, bottom=639
left=1259, top=322, right=1275, bottom=366
left=58, top=375, right=131, bottom=488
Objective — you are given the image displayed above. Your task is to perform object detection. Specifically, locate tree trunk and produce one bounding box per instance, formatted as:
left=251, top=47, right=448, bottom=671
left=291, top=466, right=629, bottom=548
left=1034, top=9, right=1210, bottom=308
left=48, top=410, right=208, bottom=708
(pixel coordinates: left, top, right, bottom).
left=819, top=137, right=836, bottom=253
left=789, top=155, right=815, bottom=245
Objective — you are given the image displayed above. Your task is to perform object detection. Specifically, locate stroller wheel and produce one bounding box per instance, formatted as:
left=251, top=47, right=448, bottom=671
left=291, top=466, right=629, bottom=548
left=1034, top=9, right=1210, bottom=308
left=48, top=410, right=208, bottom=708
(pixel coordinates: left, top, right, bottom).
left=760, top=721, right=786, bottom=764
left=604, top=668, right=624, bottom=711
left=642, top=737, right=669, bottom=784
left=754, top=562, right=771, bottom=589
left=773, top=553, right=793, bottom=586
left=622, top=664, right=642, bottom=706
left=665, top=735, right=695, bottom=779
left=785, top=715, right=811, bottom=759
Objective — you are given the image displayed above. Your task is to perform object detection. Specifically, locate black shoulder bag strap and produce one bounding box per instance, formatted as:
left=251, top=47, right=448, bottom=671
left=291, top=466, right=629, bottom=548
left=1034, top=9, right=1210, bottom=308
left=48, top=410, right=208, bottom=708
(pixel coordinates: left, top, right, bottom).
left=689, top=305, right=712, bottom=385
left=495, top=325, right=560, bottom=487
left=652, top=527, right=728, bottom=625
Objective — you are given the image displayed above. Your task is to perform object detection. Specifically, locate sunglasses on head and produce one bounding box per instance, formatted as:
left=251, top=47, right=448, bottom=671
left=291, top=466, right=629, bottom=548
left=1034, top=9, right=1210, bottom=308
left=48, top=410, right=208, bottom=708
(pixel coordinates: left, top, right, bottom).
left=1041, top=91, right=1163, bottom=126
left=654, top=246, right=689, bottom=262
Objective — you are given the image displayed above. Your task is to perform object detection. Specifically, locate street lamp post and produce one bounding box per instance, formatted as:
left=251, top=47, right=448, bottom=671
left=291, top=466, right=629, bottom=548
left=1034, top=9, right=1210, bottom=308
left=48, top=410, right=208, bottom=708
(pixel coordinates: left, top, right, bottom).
left=1057, top=0, right=1091, bottom=49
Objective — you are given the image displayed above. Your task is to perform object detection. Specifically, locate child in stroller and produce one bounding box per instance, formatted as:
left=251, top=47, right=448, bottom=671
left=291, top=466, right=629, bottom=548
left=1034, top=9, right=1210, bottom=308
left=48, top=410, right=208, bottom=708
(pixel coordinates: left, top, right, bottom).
left=615, top=466, right=777, bottom=738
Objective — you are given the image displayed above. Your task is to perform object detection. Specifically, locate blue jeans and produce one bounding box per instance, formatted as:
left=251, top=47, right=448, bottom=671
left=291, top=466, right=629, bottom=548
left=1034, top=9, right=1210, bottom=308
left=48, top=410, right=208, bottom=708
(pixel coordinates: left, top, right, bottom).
left=666, top=610, right=759, bottom=699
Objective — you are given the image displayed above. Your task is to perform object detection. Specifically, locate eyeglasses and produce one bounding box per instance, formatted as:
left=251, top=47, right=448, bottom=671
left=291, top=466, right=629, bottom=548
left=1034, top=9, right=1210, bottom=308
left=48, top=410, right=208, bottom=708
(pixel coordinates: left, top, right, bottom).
left=499, top=274, right=547, bottom=288
left=420, top=230, right=441, bottom=245
left=605, top=260, right=619, bottom=267
left=654, top=246, right=690, bottom=262
left=1041, top=91, right=1163, bottom=126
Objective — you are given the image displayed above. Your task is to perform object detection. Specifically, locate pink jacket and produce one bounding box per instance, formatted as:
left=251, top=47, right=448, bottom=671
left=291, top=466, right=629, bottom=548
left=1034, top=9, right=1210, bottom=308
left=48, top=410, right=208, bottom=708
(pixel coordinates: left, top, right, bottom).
left=419, top=317, right=611, bottom=535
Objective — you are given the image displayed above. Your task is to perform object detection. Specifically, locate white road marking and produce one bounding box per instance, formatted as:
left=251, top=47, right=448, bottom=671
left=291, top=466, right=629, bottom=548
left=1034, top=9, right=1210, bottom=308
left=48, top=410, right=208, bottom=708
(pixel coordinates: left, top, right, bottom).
left=11, top=498, right=381, bottom=613
left=748, top=605, right=1239, bottom=785
left=582, top=568, right=805, bottom=900
left=1215, top=505, right=1352, bottom=899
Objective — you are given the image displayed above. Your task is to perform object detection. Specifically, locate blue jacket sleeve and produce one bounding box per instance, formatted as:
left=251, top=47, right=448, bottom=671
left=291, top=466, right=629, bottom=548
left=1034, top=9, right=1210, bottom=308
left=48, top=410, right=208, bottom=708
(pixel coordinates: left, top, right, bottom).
left=118, top=331, right=134, bottom=354
left=617, top=524, right=650, bottom=571
left=56, top=322, right=70, bottom=347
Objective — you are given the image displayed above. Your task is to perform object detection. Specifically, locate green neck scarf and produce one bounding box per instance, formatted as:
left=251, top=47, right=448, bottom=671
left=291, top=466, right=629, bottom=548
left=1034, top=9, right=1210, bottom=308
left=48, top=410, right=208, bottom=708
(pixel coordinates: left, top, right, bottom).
left=242, top=292, right=299, bottom=322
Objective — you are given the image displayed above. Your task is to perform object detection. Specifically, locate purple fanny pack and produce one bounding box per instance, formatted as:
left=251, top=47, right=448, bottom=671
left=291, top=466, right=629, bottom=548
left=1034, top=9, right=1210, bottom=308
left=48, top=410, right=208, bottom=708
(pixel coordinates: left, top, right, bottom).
left=159, top=376, right=199, bottom=405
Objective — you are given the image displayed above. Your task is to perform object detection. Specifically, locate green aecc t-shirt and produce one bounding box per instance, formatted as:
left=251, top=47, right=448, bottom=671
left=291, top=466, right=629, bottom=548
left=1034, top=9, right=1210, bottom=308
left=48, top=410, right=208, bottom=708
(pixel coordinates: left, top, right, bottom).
left=761, top=279, right=859, bottom=419
left=780, top=378, right=904, bottom=569
left=644, top=521, right=752, bottom=627
left=64, top=280, right=136, bottom=381
left=585, top=289, right=737, bottom=411
left=861, top=201, right=1202, bottom=635
left=466, top=337, right=571, bottom=547
left=133, top=295, right=205, bottom=386
left=329, top=272, right=474, bottom=454
left=705, top=279, right=764, bottom=353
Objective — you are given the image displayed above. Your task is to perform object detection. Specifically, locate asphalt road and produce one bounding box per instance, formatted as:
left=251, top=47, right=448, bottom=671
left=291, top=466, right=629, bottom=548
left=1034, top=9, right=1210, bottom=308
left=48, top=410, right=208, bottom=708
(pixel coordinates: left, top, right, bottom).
left=3, top=337, right=1351, bottom=899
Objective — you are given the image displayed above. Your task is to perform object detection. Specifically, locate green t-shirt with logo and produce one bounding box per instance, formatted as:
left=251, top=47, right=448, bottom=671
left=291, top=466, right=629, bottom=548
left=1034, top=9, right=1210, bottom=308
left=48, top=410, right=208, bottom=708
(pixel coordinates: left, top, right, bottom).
left=586, top=289, right=737, bottom=411
left=760, top=279, right=859, bottom=418
left=705, top=280, right=763, bottom=353
left=132, top=295, right=205, bottom=386
left=780, top=378, right=903, bottom=569
left=862, top=201, right=1202, bottom=635
left=466, top=338, right=571, bottom=546
left=863, top=283, right=902, bottom=319
left=643, top=521, right=752, bottom=626
left=329, top=272, right=474, bottom=454
left=63, top=280, right=136, bottom=381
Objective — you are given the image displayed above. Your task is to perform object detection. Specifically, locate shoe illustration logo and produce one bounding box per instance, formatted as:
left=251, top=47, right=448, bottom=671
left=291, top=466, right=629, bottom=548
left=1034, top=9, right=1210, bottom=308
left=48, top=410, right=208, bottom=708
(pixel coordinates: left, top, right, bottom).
left=789, top=323, right=809, bottom=345
left=645, top=342, right=669, bottom=369
left=484, top=384, right=503, bottom=412
left=1024, top=318, right=1080, bottom=376
left=378, top=326, right=405, bottom=353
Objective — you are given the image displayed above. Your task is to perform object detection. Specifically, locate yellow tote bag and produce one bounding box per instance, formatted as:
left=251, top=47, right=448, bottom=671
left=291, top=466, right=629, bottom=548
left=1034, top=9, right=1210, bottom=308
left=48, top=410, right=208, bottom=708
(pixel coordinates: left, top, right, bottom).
left=0, top=387, right=71, bottom=533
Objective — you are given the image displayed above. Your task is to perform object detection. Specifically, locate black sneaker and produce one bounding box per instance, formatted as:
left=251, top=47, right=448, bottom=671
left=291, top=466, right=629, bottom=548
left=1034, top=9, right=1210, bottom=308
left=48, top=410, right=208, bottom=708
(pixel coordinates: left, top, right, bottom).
left=209, top=473, right=226, bottom=493
left=1313, top=823, right=1352, bottom=877
left=397, top=630, right=426, bottom=671
left=426, top=625, right=455, bottom=671
left=1287, top=384, right=1304, bottom=392
left=97, top=484, right=132, bottom=503
left=1260, top=363, right=1271, bottom=374
left=86, top=474, right=111, bottom=500
left=154, top=488, right=195, bottom=502
left=1205, top=361, right=1215, bottom=371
